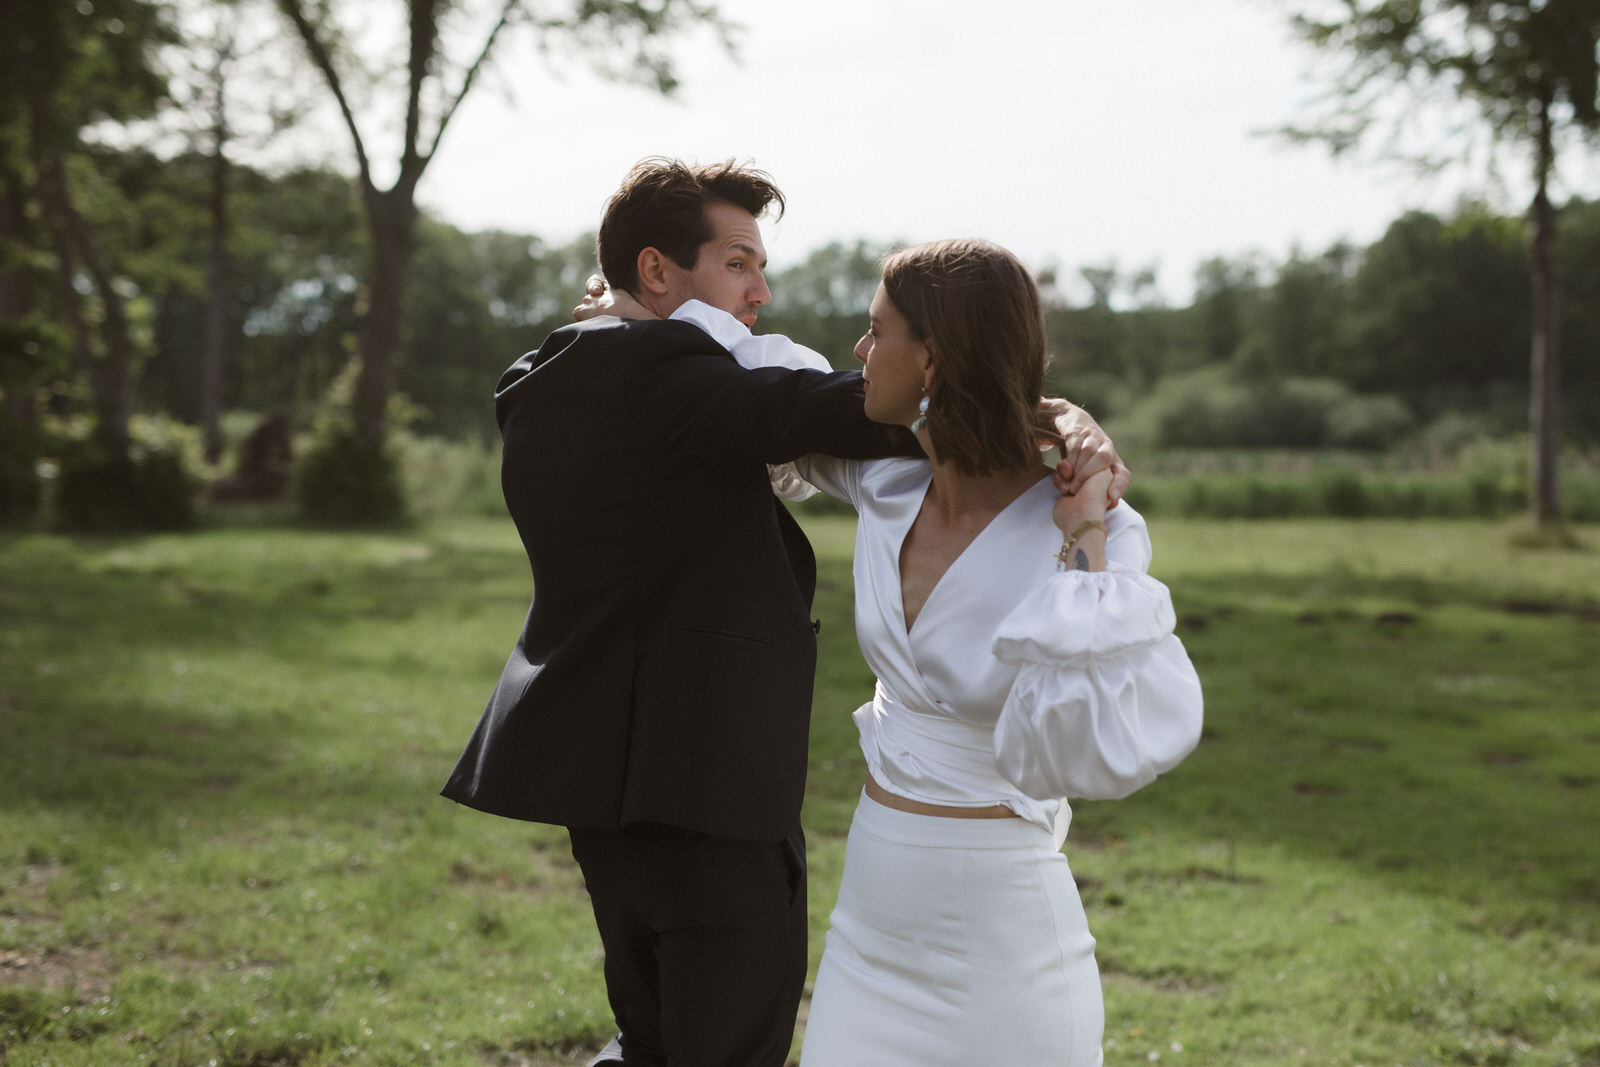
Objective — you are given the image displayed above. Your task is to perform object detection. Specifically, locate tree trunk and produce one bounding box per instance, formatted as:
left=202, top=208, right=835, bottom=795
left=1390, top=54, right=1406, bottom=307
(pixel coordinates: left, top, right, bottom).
left=201, top=119, right=230, bottom=466
left=0, top=155, right=42, bottom=513
left=32, top=136, right=134, bottom=456
left=1527, top=99, right=1561, bottom=527
left=351, top=184, right=418, bottom=449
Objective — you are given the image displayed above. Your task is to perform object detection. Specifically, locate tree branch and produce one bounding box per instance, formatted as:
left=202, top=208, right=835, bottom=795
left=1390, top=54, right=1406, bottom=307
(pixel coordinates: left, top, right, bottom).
left=421, top=0, right=522, bottom=167
left=402, top=0, right=441, bottom=181
left=274, top=0, right=375, bottom=191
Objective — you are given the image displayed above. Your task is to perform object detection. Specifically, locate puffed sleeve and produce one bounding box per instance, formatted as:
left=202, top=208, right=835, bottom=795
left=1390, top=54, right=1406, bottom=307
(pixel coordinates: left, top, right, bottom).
left=767, top=463, right=822, bottom=502
left=789, top=454, right=864, bottom=510
left=991, top=510, right=1203, bottom=801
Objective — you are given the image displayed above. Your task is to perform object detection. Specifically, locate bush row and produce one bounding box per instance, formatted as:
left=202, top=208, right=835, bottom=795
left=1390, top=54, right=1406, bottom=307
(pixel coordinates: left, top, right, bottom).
left=1128, top=467, right=1600, bottom=521
left=9, top=409, right=1597, bottom=530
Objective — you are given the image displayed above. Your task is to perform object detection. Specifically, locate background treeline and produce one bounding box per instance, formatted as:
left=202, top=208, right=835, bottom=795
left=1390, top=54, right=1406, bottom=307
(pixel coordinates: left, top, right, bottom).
left=5, top=147, right=1600, bottom=524
left=761, top=205, right=1600, bottom=457
left=21, top=145, right=1600, bottom=446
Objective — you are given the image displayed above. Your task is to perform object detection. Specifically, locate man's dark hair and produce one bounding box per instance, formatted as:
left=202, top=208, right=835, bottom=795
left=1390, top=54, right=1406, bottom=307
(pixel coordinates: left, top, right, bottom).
left=596, top=157, right=785, bottom=293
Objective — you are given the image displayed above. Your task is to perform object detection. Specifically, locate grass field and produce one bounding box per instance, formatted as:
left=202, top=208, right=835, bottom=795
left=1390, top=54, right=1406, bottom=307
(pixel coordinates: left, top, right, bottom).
left=1, top=512, right=1598, bottom=1066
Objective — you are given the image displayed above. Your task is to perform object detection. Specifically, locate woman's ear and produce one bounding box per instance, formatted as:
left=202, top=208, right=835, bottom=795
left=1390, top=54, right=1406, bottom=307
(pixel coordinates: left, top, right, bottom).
left=920, top=346, right=937, bottom=391
left=635, top=248, right=672, bottom=296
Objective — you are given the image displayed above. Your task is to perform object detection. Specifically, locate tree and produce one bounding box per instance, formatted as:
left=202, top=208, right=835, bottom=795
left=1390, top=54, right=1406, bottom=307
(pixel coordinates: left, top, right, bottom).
left=1556, top=198, right=1600, bottom=438
left=2, top=0, right=172, bottom=459
left=1343, top=208, right=1527, bottom=406
left=0, top=0, right=214, bottom=530
left=1244, top=243, right=1356, bottom=381
left=152, top=0, right=308, bottom=463
left=1283, top=0, right=1600, bottom=528
left=1189, top=255, right=1262, bottom=366
left=273, top=0, right=731, bottom=517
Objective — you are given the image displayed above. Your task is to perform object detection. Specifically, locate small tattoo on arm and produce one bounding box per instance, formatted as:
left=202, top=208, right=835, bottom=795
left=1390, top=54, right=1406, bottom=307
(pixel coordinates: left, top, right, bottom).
left=1073, top=548, right=1090, bottom=571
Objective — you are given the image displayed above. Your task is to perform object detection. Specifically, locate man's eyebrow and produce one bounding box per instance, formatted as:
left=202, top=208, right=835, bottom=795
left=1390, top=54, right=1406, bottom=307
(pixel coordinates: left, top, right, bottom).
left=728, top=241, right=763, bottom=261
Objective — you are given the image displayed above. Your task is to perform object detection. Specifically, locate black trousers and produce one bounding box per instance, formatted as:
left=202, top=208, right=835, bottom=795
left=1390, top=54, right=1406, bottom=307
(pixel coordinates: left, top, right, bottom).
left=567, top=822, right=808, bottom=1067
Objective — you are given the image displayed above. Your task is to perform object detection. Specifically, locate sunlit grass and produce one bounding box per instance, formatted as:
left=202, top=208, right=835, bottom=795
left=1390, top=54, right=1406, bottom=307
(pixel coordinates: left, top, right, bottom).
left=2, top=515, right=1598, bottom=1065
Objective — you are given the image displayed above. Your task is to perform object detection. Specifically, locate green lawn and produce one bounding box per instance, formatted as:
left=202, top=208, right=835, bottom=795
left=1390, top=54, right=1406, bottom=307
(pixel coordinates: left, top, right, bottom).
left=1, top=514, right=1597, bottom=1066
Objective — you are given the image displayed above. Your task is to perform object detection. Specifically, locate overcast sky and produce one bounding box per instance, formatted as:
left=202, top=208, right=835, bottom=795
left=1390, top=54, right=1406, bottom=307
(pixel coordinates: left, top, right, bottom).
left=410, top=0, right=1547, bottom=304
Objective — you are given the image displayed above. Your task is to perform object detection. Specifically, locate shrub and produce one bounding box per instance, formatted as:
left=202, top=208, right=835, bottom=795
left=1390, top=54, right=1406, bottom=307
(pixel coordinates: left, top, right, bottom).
left=1136, top=370, right=1384, bottom=450
left=393, top=431, right=504, bottom=517
left=210, top=411, right=293, bottom=502
left=1258, top=378, right=1345, bottom=448
left=294, top=422, right=407, bottom=526
left=1412, top=411, right=1486, bottom=459
left=1146, top=368, right=1258, bottom=448
left=1316, top=469, right=1370, bottom=516
left=1052, top=370, right=1129, bottom=422
left=293, top=362, right=408, bottom=526
left=0, top=415, right=42, bottom=524
left=1118, top=443, right=1600, bottom=521
left=1328, top=394, right=1416, bottom=450
left=50, top=415, right=202, bottom=532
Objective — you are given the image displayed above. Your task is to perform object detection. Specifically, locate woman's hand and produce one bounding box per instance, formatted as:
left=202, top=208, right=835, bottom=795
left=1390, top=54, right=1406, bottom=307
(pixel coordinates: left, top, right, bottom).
left=572, top=276, right=655, bottom=321
left=1037, top=400, right=1130, bottom=508
left=1051, top=467, right=1113, bottom=572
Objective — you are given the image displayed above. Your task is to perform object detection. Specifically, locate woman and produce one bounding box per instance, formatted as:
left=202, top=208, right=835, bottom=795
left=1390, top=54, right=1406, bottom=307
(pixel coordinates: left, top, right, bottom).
left=581, top=239, right=1202, bottom=1064
left=783, top=239, right=1202, bottom=1066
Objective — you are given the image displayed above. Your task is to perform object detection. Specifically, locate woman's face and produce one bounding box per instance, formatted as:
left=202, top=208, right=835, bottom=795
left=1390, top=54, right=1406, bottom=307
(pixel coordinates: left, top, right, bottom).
left=855, top=283, right=931, bottom=427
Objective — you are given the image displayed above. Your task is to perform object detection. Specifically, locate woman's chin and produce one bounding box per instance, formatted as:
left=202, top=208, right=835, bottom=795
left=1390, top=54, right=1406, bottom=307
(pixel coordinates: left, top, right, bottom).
left=862, top=402, right=898, bottom=427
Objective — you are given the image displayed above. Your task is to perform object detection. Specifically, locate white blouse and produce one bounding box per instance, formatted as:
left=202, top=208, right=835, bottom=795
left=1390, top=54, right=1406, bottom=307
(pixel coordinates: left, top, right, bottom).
left=793, top=455, right=1204, bottom=844
left=671, top=301, right=1204, bottom=844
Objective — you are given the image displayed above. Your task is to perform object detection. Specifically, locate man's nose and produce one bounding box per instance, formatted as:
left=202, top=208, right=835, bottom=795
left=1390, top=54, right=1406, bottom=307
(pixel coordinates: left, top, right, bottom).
left=751, top=271, right=772, bottom=306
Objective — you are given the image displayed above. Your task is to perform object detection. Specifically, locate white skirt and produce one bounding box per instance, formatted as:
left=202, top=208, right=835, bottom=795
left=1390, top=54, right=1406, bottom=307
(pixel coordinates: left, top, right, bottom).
left=799, top=791, right=1103, bottom=1066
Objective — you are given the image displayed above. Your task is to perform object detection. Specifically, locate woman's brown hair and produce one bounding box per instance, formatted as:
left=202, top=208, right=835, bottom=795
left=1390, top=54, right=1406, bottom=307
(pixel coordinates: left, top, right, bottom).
left=880, top=238, right=1049, bottom=476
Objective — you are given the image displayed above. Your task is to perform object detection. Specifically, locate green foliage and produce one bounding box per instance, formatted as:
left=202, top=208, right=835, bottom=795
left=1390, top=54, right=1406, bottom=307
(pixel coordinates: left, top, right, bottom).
left=48, top=414, right=201, bottom=533
left=0, top=315, right=72, bottom=520
left=292, top=363, right=406, bottom=526
left=29, top=142, right=1600, bottom=451
left=392, top=431, right=504, bottom=518
left=1126, top=441, right=1600, bottom=521
left=1326, top=391, right=1416, bottom=450
left=1127, top=367, right=1403, bottom=451
left=398, top=225, right=596, bottom=435
left=1343, top=209, right=1529, bottom=402
left=0, top=408, right=44, bottom=523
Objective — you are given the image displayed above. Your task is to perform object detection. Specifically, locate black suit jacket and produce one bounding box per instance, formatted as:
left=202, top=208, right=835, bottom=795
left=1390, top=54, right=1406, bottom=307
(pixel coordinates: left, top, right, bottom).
left=441, top=316, right=909, bottom=841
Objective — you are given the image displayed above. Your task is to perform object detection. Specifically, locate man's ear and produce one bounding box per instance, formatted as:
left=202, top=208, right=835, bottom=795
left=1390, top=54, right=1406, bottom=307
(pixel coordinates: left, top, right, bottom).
left=636, top=248, right=673, bottom=296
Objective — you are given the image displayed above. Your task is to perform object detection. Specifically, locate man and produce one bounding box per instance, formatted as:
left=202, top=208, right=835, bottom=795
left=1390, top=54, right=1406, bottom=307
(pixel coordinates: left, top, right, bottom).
left=442, top=157, right=1123, bottom=1067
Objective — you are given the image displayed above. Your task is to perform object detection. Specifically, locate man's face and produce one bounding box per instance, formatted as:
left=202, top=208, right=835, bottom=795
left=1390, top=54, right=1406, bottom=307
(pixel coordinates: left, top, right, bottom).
left=660, top=202, right=772, bottom=327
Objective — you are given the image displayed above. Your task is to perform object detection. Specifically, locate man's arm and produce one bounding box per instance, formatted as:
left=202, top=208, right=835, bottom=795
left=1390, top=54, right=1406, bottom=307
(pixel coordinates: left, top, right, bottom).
left=626, top=319, right=914, bottom=467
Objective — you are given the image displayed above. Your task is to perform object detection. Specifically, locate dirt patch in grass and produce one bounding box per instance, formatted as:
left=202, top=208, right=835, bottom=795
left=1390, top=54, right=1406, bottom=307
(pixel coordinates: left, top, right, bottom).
left=0, top=944, right=114, bottom=997
left=1502, top=597, right=1600, bottom=621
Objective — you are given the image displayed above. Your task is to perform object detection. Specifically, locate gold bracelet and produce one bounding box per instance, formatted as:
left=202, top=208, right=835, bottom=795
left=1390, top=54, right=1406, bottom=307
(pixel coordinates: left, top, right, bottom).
left=1054, top=518, right=1107, bottom=570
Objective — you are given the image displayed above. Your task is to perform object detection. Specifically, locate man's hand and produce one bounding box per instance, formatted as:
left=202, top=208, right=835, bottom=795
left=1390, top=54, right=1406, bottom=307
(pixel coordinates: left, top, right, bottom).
left=573, top=276, right=654, bottom=322
left=1036, top=398, right=1130, bottom=509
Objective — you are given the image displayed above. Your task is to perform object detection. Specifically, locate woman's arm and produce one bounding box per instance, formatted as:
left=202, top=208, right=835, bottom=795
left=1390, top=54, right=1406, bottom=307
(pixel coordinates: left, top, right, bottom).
left=990, top=505, right=1203, bottom=802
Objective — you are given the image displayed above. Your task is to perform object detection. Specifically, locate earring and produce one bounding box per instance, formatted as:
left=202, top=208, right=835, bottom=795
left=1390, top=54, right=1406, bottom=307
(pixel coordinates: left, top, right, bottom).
left=910, top=393, right=930, bottom=434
